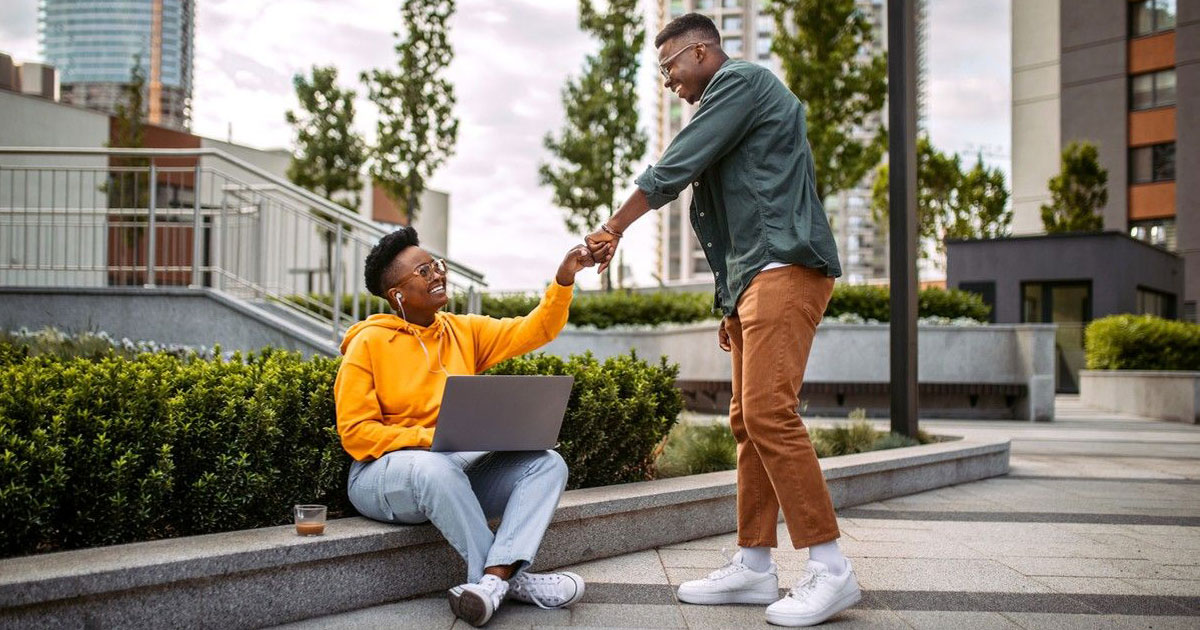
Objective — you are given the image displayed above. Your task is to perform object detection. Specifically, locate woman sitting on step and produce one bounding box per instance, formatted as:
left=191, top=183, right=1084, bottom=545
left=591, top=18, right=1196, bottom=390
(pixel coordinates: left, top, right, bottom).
left=334, top=227, right=594, bottom=627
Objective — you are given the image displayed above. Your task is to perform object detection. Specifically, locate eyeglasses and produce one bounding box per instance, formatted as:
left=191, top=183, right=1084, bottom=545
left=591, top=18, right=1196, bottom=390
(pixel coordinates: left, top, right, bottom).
left=658, top=42, right=703, bottom=80
left=397, top=258, right=447, bottom=286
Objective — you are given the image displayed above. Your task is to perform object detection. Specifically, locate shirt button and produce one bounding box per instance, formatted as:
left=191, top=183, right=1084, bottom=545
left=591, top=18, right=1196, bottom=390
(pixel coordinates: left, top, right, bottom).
left=699, top=212, right=705, bottom=217
left=715, top=272, right=720, bottom=276
left=706, top=242, right=712, bottom=247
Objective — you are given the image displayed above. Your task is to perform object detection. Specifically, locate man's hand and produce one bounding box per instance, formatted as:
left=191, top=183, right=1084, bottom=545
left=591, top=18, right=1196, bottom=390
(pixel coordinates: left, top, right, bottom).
left=717, top=316, right=731, bottom=352
left=584, top=227, right=619, bottom=274
left=556, top=244, right=595, bottom=286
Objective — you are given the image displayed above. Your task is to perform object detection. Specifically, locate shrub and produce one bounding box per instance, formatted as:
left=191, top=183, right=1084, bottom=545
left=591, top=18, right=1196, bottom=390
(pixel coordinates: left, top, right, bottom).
left=1085, top=314, right=1200, bottom=371
left=0, top=348, right=349, bottom=558
left=488, top=351, right=682, bottom=489
left=292, top=284, right=991, bottom=327
left=654, top=423, right=737, bottom=478
left=653, top=410, right=931, bottom=479
left=0, top=331, right=683, bottom=557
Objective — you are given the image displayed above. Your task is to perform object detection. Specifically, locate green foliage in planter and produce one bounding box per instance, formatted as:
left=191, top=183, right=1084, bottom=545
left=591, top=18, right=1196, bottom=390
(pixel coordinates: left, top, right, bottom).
left=1, top=330, right=685, bottom=557
left=1085, top=314, right=1200, bottom=371
left=825, top=285, right=990, bottom=322
left=290, top=283, right=990, bottom=328
left=654, top=411, right=932, bottom=479
left=0, top=348, right=350, bottom=558
left=487, top=351, right=682, bottom=489
left=654, top=423, right=737, bottom=478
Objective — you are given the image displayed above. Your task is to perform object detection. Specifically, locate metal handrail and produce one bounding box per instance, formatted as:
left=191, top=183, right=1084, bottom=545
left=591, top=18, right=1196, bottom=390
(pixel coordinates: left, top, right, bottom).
left=0, top=147, right=486, bottom=283
left=0, top=146, right=487, bottom=342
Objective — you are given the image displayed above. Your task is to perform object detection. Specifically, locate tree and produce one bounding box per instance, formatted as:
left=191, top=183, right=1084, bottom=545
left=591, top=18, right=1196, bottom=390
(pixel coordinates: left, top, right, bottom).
left=286, top=66, right=367, bottom=293
left=539, top=0, right=646, bottom=290
left=1041, top=141, right=1107, bottom=233
left=107, top=54, right=148, bottom=210
left=766, top=0, right=888, bottom=202
left=871, top=137, right=1011, bottom=261
left=362, top=0, right=458, bottom=222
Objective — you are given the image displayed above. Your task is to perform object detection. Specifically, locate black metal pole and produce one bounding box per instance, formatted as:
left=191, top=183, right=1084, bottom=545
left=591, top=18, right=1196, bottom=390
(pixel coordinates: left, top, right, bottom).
left=888, top=0, right=919, bottom=437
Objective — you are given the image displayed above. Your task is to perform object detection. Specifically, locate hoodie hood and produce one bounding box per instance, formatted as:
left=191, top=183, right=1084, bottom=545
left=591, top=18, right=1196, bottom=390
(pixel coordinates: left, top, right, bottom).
left=339, top=312, right=448, bottom=354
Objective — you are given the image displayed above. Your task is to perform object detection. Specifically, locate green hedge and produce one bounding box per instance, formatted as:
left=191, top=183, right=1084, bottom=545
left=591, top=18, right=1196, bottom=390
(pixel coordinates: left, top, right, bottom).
left=0, top=333, right=682, bottom=557
left=488, top=352, right=682, bottom=489
left=291, top=284, right=990, bottom=329
left=1085, top=315, right=1200, bottom=371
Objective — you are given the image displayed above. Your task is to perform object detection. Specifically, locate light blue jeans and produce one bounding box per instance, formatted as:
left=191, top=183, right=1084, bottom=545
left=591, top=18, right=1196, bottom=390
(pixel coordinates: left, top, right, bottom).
left=347, top=449, right=568, bottom=583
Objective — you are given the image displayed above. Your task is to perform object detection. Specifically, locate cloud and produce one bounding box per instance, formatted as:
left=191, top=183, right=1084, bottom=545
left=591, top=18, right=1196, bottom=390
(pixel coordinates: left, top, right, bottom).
left=3, top=0, right=1013, bottom=289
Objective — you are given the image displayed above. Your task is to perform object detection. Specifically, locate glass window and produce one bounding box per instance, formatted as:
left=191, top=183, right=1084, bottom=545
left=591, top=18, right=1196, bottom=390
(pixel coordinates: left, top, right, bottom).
left=723, top=0, right=743, bottom=7
left=1130, top=73, right=1155, bottom=110
left=697, top=0, right=716, bottom=9
left=1130, top=143, right=1174, bottom=183
left=1130, top=0, right=1176, bottom=36
left=724, top=37, right=743, bottom=55
left=1137, top=288, right=1176, bottom=318
left=1130, top=70, right=1176, bottom=110
left=1130, top=146, right=1153, bottom=183
left=1157, top=69, right=1176, bottom=106
left=722, top=15, right=743, bottom=31
left=1154, top=143, right=1175, bottom=181
left=756, top=36, right=771, bottom=57
left=1130, top=218, right=1177, bottom=250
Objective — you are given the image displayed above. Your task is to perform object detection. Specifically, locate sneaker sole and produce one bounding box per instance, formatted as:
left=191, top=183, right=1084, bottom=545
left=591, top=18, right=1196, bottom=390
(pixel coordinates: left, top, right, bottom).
left=447, top=586, right=492, bottom=627
left=764, top=586, right=862, bottom=627
left=677, top=587, right=780, bottom=606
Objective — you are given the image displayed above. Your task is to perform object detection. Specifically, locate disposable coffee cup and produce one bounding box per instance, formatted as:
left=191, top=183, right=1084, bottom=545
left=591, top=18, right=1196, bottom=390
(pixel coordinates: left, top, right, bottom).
left=294, top=504, right=327, bottom=536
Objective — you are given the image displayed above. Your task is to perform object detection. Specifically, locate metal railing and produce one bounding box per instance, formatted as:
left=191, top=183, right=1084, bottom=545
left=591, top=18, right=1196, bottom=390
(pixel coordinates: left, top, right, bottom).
left=0, top=147, right=486, bottom=343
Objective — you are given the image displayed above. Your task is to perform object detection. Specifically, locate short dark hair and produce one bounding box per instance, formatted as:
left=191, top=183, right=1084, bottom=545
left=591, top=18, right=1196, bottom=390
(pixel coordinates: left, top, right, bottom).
left=654, top=12, right=720, bottom=48
left=364, top=226, right=420, bottom=298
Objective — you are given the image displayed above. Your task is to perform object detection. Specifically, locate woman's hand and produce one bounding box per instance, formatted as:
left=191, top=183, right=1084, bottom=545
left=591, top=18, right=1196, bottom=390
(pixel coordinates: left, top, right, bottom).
left=556, top=244, right=596, bottom=286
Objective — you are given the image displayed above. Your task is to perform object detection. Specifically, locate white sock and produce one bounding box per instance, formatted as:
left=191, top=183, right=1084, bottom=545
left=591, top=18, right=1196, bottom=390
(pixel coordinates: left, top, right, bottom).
left=808, top=540, right=847, bottom=574
left=738, top=546, right=773, bottom=573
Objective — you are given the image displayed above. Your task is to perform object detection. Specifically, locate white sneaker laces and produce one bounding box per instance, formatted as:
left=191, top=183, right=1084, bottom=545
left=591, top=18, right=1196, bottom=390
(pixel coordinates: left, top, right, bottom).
left=512, top=573, right=564, bottom=610
left=787, top=569, right=825, bottom=600
left=706, top=548, right=751, bottom=580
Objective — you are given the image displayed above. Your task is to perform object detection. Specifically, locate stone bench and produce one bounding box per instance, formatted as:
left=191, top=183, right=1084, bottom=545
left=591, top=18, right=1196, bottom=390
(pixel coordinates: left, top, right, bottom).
left=0, top=437, right=1010, bottom=630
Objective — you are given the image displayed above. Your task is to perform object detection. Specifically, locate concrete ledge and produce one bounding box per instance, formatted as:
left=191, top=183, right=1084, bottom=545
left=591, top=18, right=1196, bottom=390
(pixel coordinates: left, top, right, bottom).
left=1080, top=369, right=1200, bottom=424
left=0, top=437, right=1009, bottom=630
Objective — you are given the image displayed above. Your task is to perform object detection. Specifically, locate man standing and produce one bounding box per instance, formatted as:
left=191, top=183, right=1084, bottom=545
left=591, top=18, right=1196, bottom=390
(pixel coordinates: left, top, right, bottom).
left=584, top=12, right=859, bottom=628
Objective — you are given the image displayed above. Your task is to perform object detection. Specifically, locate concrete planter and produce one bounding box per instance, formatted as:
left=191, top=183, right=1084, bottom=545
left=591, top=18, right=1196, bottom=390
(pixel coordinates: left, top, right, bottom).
left=1080, top=370, right=1200, bottom=424
left=542, top=322, right=1056, bottom=421
left=0, top=438, right=1009, bottom=630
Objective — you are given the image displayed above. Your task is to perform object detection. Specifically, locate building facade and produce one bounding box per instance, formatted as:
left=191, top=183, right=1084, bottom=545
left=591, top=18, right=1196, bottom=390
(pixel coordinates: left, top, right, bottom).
left=651, top=0, right=901, bottom=288
left=38, top=0, right=194, bottom=131
left=1011, top=0, right=1197, bottom=321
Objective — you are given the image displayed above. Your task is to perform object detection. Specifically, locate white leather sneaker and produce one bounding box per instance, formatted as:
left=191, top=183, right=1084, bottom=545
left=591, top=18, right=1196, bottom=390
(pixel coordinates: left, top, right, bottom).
left=765, top=560, right=861, bottom=627
left=676, top=549, right=780, bottom=605
left=508, top=571, right=586, bottom=609
left=448, top=574, right=508, bottom=627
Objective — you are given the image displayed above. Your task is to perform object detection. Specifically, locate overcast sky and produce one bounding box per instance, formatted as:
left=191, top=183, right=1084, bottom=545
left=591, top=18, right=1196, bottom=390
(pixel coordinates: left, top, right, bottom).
left=0, top=0, right=1009, bottom=291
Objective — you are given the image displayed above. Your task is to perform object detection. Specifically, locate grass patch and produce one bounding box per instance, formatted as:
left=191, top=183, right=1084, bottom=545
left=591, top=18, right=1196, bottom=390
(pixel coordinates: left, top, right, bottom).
left=654, top=409, right=936, bottom=479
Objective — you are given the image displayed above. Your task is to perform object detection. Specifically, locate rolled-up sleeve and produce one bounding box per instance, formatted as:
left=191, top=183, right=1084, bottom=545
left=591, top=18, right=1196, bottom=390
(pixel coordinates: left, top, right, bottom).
left=635, top=72, right=757, bottom=209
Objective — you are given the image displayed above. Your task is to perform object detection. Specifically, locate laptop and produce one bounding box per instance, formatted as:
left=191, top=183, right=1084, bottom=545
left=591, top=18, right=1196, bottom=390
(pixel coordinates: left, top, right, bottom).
left=430, top=375, right=574, bottom=452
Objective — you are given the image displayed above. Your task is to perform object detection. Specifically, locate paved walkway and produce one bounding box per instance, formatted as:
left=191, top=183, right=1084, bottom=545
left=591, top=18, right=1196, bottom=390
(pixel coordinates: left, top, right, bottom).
left=272, top=397, right=1200, bottom=629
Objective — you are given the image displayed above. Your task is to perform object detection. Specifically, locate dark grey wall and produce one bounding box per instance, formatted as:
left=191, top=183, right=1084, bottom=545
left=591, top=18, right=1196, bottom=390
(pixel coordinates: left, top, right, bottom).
left=0, top=287, right=337, bottom=356
left=947, top=233, right=1184, bottom=323
left=1178, top=2, right=1200, bottom=315
left=1060, top=0, right=1129, bottom=231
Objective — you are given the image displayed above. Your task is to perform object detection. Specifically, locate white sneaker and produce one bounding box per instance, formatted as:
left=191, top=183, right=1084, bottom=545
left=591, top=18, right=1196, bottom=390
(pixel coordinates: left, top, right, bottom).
left=677, top=549, right=780, bottom=605
left=447, top=574, right=508, bottom=627
left=765, top=560, right=861, bottom=627
left=508, top=571, right=586, bottom=609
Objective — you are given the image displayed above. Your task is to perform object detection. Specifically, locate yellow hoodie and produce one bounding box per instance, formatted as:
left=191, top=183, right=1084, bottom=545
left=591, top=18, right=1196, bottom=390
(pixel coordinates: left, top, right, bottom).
left=333, top=281, right=574, bottom=461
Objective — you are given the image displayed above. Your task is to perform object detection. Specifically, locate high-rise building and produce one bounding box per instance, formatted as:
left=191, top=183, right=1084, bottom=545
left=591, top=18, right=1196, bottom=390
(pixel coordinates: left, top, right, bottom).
left=651, top=0, right=902, bottom=287
left=1011, top=0, right=1196, bottom=320
left=38, top=0, right=194, bottom=131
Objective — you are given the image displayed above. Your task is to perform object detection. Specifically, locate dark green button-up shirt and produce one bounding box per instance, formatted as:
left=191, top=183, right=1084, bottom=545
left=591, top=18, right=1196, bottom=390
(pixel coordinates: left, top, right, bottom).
left=635, top=59, right=842, bottom=316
